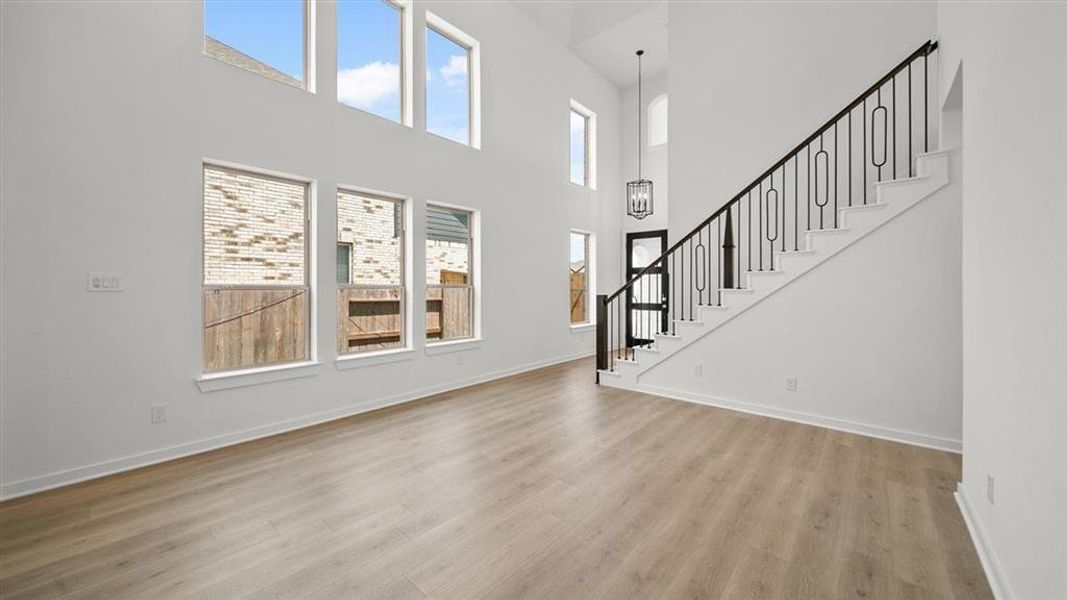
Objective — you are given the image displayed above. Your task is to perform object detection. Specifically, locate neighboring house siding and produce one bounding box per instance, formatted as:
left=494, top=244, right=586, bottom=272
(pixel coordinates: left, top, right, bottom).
left=203, top=167, right=306, bottom=285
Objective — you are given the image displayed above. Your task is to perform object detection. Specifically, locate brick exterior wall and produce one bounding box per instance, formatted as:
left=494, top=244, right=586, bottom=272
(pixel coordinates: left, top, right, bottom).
left=425, top=240, right=470, bottom=284
left=203, top=166, right=306, bottom=286
left=337, top=191, right=402, bottom=286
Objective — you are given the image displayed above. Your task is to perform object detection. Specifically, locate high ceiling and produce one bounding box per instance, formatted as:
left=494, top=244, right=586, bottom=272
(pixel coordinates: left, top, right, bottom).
left=511, top=1, right=669, bottom=87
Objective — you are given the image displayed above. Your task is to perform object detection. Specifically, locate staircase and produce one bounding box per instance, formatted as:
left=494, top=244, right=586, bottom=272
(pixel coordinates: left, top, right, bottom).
left=596, top=40, right=942, bottom=385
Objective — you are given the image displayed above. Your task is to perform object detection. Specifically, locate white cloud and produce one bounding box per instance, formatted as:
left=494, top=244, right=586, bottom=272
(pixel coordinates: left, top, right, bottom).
left=439, top=55, right=468, bottom=87
left=337, top=61, right=399, bottom=108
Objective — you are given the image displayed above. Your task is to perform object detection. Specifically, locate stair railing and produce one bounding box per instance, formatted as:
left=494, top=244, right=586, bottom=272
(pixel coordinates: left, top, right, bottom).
left=596, top=40, right=939, bottom=380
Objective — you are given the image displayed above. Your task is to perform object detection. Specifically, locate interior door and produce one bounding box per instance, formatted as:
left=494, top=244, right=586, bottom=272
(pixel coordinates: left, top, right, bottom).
left=626, top=230, right=668, bottom=346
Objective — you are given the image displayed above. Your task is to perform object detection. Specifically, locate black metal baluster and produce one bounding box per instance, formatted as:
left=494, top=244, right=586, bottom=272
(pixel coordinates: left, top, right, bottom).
left=807, top=145, right=811, bottom=232
left=758, top=180, right=764, bottom=271
left=815, top=136, right=828, bottom=229
left=863, top=97, right=867, bottom=204
left=717, top=219, right=723, bottom=305
left=766, top=175, right=779, bottom=270
left=688, top=238, right=693, bottom=320
left=834, top=123, right=838, bottom=228
left=924, top=51, right=929, bottom=152
left=908, top=62, right=913, bottom=177
left=848, top=110, right=853, bottom=207
left=892, top=75, right=897, bottom=179
left=873, top=87, right=887, bottom=183
left=747, top=191, right=753, bottom=273
left=794, top=155, right=799, bottom=251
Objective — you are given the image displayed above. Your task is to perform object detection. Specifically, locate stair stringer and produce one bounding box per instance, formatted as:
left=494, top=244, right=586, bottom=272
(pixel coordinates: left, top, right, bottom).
left=599, top=149, right=950, bottom=389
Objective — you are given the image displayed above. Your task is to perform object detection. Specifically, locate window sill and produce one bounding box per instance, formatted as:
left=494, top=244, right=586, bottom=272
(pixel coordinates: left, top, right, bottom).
left=196, top=361, right=322, bottom=393
left=424, top=338, right=482, bottom=355
left=569, top=323, right=596, bottom=333
left=335, top=347, right=415, bottom=370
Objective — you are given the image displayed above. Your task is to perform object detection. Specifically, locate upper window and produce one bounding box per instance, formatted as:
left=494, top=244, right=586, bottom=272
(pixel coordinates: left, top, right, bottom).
left=570, top=231, right=593, bottom=325
left=425, top=13, right=480, bottom=147
left=202, top=165, right=310, bottom=372
left=648, top=94, right=668, bottom=147
left=204, top=0, right=309, bottom=89
left=426, top=204, right=476, bottom=343
left=337, top=190, right=407, bottom=355
left=337, top=0, right=412, bottom=125
left=569, top=100, right=597, bottom=189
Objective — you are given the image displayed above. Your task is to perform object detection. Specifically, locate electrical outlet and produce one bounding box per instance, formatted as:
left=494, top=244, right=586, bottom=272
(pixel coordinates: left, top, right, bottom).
left=987, top=475, right=995, bottom=505
left=151, top=405, right=167, bottom=424
left=785, top=376, right=798, bottom=392
left=88, top=272, right=123, bottom=292
left=694, top=363, right=703, bottom=377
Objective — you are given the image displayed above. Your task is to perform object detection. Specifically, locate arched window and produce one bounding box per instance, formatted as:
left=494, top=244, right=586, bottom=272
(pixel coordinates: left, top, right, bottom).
left=648, top=94, right=668, bottom=147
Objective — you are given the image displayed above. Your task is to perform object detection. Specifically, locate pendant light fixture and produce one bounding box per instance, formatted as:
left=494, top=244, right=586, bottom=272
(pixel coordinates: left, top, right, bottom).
left=627, top=49, right=653, bottom=220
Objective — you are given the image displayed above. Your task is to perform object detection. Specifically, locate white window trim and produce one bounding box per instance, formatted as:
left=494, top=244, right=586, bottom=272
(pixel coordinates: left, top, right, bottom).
left=200, top=159, right=318, bottom=382
left=569, top=99, right=597, bottom=190
left=336, top=347, right=416, bottom=370
left=569, top=228, right=596, bottom=329
left=336, top=0, right=412, bottom=126
left=335, top=184, right=413, bottom=359
left=197, top=361, right=323, bottom=392
left=202, top=0, right=316, bottom=93
left=425, top=11, right=481, bottom=149
left=424, top=200, right=481, bottom=346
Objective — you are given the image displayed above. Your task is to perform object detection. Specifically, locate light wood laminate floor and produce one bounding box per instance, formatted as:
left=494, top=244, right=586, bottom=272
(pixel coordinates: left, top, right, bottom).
left=0, top=358, right=991, bottom=599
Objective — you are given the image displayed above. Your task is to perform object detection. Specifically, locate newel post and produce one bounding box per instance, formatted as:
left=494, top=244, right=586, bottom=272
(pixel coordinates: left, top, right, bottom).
left=722, top=208, right=736, bottom=288
left=595, top=295, right=608, bottom=382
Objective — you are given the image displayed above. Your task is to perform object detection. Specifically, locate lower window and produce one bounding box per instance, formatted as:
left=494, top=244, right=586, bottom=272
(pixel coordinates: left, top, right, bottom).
left=425, top=204, right=475, bottom=342
left=202, top=165, right=310, bottom=372
left=570, top=231, right=592, bottom=325
left=337, top=189, right=406, bottom=354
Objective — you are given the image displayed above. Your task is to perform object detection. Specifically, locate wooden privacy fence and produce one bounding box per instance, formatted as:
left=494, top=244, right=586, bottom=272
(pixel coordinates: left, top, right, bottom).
left=203, top=287, right=308, bottom=372
left=570, top=268, right=587, bottom=323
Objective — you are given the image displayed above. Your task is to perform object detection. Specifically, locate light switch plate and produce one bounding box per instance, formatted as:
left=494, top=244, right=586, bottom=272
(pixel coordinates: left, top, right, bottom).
left=88, top=272, right=123, bottom=292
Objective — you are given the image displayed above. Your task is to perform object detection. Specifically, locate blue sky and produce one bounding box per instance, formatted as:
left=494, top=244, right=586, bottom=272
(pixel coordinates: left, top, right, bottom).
left=207, top=1, right=470, bottom=139
left=570, top=232, right=586, bottom=266
left=337, top=0, right=401, bottom=122
left=570, top=110, right=586, bottom=185
left=426, top=27, right=470, bottom=144
left=204, top=1, right=305, bottom=82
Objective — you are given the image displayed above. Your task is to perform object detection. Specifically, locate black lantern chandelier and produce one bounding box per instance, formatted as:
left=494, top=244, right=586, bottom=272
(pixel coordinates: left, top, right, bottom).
left=627, top=49, right=653, bottom=220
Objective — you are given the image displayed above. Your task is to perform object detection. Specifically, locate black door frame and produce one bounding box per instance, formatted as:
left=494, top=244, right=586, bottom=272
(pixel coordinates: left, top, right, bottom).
left=625, top=229, right=669, bottom=346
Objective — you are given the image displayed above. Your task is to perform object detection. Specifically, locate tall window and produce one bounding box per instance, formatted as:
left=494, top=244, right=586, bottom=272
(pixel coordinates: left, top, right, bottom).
left=337, top=190, right=406, bottom=354
left=202, top=165, right=310, bottom=372
left=203, top=0, right=309, bottom=89
left=570, top=231, right=593, bottom=325
left=337, top=0, right=411, bottom=124
left=425, top=13, right=479, bottom=147
left=569, top=100, right=597, bottom=188
left=426, top=204, right=475, bottom=343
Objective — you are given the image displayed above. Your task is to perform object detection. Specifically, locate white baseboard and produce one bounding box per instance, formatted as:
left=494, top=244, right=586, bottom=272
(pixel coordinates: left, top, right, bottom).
left=955, top=484, right=1011, bottom=600
left=1, top=351, right=594, bottom=501
left=639, top=384, right=962, bottom=453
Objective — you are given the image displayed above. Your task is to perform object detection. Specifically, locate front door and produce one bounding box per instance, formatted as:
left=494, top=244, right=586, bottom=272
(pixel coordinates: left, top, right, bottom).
left=625, top=230, right=668, bottom=346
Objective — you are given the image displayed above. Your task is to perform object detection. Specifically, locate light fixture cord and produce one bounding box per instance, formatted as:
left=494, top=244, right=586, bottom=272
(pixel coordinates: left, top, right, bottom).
left=637, top=51, right=643, bottom=179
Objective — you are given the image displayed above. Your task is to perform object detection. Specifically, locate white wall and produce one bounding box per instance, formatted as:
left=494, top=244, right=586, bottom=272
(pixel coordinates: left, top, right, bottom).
left=620, top=73, right=669, bottom=236
left=0, top=0, right=624, bottom=497
left=937, top=4, right=1067, bottom=598
left=639, top=175, right=963, bottom=450
left=668, top=1, right=936, bottom=239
